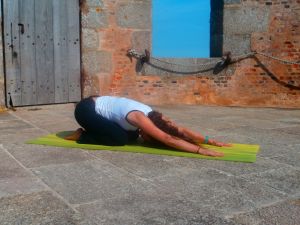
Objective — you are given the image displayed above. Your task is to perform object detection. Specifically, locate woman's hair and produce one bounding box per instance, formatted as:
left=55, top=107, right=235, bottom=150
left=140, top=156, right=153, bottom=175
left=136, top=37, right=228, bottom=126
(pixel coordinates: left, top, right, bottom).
left=148, top=111, right=182, bottom=138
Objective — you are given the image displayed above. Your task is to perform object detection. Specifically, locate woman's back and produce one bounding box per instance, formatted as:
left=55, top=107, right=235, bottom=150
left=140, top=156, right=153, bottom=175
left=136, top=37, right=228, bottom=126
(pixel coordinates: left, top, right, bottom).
left=94, top=96, right=152, bottom=130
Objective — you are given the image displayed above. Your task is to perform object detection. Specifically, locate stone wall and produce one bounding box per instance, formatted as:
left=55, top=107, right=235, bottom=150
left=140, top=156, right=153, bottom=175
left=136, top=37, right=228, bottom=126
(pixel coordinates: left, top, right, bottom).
left=80, top=0, right=151, bottom=100
left=223, top=0, right=300, bottom=107
left=0, top=0, right=299, bottom=108
left=81, top=0, right=300, bottom=108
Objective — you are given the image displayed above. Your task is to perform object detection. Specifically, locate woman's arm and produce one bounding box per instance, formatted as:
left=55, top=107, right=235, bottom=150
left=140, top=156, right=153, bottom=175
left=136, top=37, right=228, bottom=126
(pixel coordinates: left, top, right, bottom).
left=151, top=112, right=231, bottom=147
left=178, top=126, right=231, bottom=147
left=127, top=112, right=224, bottom=157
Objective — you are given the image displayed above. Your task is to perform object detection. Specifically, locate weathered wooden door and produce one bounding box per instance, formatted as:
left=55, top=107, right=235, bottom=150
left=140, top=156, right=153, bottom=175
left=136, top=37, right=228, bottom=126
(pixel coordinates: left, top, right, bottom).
left=3, top=0, right=81, bottom=106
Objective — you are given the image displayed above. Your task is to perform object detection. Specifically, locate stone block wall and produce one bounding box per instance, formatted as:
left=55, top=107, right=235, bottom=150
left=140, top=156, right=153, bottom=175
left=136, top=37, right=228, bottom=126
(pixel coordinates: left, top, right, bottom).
left=0, top=0, right=299, bottom=108
left=80, top=0, right=151, bottom=100
left=80, top=0, right=300, bottom=108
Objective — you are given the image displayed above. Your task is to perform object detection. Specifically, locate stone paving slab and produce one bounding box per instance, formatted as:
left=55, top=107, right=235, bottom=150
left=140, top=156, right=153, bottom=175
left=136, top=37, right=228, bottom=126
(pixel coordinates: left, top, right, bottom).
left=0, top=128, right=48, bottom=145
left=218, top=126, right=300, bottom=145
left=270, top=150, right=300, bottom=168
left=6, top=143, right=94, bottom=169
left=213, top=133, right=258, bottom=144
left=0, top=148, right=32, bottom=180
left=0, top=112, right=15, bottom=121
left=151, top=173, right=286, bottom=214
left=279, top=117, right=300, bottom=125
left=11, top=113, right=78, bottom=133
left=0, top=105, right=300, bottom=224
left=0, top=191, right=84, bottom=225
left=31, top=159, right=164, bottom=205
left=272, top=126, right=300, bottom=135
left=252, top=142, right=298, bottom=158
left=75, top=191, right=236, bottom=225
left=157, top=105, right=300, bottom=121
left=90, top=151, right=184, bottom=179
left=242, top=167, right=300, bottom=195
left=231, top=198, right=300, bottom=225
left=213, top=116, right=296, bottom=130
left=37, top=121, right=79, bottom=133
left=167, top=155, right=289, bottom=176
left=90, top=149, right=287, bottom=178
left=0, top=177, right=46, bottom=198
left=0, top=119, right=33, bottom=134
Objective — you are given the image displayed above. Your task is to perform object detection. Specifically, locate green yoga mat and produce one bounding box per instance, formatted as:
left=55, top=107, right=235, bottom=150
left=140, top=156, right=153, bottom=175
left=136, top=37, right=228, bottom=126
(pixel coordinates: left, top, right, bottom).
left=26, top=131, right=260, bottom=163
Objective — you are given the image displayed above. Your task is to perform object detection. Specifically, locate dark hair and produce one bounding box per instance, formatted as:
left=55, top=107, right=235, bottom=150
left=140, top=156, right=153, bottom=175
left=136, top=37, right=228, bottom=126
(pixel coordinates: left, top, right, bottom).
left=148, top=111, right=182, bottom=138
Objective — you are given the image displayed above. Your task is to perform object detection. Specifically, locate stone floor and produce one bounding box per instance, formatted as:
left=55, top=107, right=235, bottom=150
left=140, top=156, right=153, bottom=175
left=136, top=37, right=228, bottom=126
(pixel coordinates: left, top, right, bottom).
left=0, top=103, right=299, bottom=225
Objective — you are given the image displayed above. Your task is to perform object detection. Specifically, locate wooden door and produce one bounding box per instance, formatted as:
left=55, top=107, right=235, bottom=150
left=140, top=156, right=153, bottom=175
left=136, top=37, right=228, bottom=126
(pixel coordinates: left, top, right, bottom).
left=3, top=0, right=81, bottom=106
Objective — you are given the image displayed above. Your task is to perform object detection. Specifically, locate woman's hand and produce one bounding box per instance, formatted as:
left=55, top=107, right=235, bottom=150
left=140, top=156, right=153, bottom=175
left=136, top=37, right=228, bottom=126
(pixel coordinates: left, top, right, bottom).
left=208, top=139, right=232, bottom=147
left=197, top=148, right=224, bottom=157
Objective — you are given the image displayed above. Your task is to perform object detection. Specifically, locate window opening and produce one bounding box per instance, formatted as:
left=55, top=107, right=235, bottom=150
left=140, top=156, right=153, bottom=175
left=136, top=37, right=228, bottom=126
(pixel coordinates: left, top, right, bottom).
left=152, top=0, right=211, bottom=58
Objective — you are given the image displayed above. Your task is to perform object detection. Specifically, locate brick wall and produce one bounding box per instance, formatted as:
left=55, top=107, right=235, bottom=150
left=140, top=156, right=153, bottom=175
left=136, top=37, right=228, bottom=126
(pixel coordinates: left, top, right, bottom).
left=228, top=0, right=300, bottom=107
left=81, top=0, right=300, bottom=108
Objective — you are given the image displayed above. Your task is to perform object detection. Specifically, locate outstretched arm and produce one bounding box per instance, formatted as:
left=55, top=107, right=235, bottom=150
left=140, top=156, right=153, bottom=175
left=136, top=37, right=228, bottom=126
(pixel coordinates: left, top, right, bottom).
left=127, top=112, right=224, bottom=157
left=178, top=126, right=232, bottom=147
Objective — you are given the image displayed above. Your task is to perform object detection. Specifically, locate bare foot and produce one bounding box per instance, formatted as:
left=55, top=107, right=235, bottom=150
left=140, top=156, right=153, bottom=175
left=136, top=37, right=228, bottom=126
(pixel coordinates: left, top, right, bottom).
left=64, top=128, right=83, bottom=141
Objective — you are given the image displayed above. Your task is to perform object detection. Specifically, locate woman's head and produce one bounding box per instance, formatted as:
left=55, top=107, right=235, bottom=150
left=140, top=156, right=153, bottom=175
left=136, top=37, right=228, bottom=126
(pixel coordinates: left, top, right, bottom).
left=147, top=111, right=180, bottom=137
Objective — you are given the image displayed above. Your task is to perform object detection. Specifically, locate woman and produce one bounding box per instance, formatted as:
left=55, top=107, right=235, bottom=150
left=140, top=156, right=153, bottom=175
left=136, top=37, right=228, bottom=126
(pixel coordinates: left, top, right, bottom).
left=65, top=96, right=231, bottom=157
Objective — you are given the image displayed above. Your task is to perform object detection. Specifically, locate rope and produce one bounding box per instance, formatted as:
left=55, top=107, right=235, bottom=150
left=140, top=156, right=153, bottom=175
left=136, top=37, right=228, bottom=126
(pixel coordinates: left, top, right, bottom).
left=127, top=49, right=222, bottom=68
left=127, top=49, right=225, bottom=74
left=127, top=49, right=300, bottom=74
left=127, top=49, right=300, bottom=90
left=150, top=56, right=222, bottom=68
left=255, top=52, right=300, bottom=65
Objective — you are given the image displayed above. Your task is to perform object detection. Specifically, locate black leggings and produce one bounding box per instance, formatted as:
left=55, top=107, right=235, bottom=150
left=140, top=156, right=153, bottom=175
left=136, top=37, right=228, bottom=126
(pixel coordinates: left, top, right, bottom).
left=74, top=97, right=139, bottom=146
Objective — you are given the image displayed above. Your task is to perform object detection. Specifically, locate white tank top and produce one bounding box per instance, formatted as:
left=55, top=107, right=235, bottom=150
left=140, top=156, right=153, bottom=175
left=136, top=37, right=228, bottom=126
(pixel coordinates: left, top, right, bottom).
left=94, top=96, right=152, bottom=131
